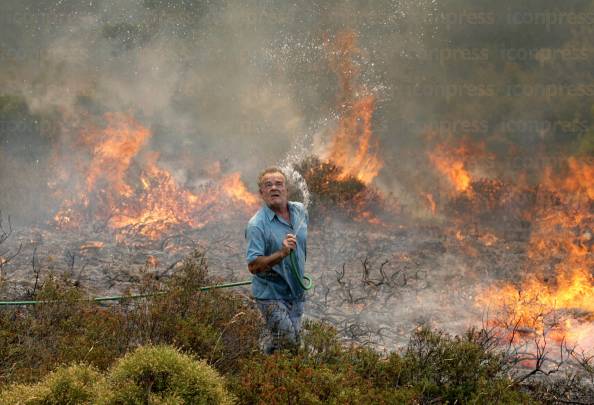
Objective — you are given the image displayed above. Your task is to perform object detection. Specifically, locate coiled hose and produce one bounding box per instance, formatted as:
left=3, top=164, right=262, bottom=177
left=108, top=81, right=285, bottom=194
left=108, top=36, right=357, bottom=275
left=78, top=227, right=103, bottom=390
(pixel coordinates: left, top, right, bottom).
left=288, top=250, right=314, bottom=290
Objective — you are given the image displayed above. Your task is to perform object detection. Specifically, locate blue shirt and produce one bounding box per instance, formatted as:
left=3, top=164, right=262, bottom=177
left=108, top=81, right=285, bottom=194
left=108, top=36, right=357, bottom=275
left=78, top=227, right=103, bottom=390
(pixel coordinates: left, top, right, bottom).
left=245, top=201, right=308, bottom=300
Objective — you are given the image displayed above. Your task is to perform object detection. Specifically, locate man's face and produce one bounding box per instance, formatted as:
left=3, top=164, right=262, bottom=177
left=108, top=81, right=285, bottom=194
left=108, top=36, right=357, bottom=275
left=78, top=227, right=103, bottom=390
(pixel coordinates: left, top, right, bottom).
left=259, top=172, right=288, bottom=210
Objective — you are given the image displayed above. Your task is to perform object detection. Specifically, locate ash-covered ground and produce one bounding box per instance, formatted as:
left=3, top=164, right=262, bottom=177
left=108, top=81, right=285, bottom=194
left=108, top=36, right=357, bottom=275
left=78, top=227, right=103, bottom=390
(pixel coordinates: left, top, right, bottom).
left=0, top=210, right=527, bottom=351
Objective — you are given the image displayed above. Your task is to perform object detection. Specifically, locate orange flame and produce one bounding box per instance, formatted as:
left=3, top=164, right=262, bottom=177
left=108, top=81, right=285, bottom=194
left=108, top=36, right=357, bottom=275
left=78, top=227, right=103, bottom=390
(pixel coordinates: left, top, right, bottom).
left=428, top=143, right=473, bottom=193
left=221, top=172, right=260, bottom=206
left=475, top=157, right=594, bottom=350
left=476, top=268, right=594, bottom=333
left=52, top=113, right=259, bottom=242
left=478, top=232, right=498, bottom=246
left=82, top=114, right=150, bottom=198
left=324, top=31, right=383, bottom=184
left=423, top=193, right=437, bottom=215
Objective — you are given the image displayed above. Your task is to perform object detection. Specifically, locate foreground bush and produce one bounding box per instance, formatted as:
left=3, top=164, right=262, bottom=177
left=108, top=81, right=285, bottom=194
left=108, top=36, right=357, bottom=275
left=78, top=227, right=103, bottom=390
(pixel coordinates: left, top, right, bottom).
left=231, top=351, right=418, bottom=404
left=0, top=249, right=587, bottom=403
left=0, top=250, right=260, bottom=385
left=0, top=277, right=127, bottom=384
left=137, top=250, right=261, bottom=372
left=231, top=321, right=533, bottom=404
left=0, top=346, right=234, bottom=405
left=107, top=345, right=234, bottom=405
left=0, top=364, right=107, bottom=405
left=399, top=328, right=533, bottom=404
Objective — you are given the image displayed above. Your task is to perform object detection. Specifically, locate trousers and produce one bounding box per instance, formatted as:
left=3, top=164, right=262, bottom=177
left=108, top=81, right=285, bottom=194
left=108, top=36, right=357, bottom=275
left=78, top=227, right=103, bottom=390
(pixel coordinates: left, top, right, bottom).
left=255, top=298, right=304, bottom=354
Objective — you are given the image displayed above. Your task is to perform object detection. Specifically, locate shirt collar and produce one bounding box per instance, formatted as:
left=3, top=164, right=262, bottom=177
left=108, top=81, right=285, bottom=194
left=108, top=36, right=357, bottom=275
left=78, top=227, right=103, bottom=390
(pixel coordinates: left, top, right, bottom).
left=263, top=204, right=276, bottom=222
left=263, top=201, right=295, bottom=222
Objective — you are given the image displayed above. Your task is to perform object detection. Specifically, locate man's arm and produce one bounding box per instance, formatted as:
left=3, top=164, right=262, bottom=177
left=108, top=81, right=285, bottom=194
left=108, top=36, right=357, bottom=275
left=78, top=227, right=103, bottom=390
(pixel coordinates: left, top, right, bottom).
left=248, top=234, right=296, bottom=275
left=248, top=250, right=286, bottom=274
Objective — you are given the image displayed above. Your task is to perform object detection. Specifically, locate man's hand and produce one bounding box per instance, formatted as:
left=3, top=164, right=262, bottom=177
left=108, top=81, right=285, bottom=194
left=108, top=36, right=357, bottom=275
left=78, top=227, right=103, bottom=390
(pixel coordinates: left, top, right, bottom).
left=248, top=234, right=296, bottom=274
left=281, top=233, right=296, bottom=257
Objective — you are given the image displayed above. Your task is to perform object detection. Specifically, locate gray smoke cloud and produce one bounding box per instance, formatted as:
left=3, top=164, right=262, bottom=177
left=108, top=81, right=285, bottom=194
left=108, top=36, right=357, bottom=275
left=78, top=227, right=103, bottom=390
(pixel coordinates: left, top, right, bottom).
left=0, top=0, right=443, bottom=223
left=1, top=0, right=592, bottom=223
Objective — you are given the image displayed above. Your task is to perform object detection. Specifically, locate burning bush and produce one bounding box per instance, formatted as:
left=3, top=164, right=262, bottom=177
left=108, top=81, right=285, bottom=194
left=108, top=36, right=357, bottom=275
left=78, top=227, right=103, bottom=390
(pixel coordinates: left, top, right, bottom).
left=49, top=113, right=259, bottom=243
left=290, top=156, right=383, bottom=222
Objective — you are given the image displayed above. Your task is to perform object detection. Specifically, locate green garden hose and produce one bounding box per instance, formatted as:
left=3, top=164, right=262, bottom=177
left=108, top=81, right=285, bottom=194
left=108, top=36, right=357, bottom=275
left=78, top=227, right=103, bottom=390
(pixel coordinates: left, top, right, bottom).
left=288, top=251, right=314, bottom=290
left=0, top=280, right=253, bottom=307
left=0, top=248, right=313, bottom=307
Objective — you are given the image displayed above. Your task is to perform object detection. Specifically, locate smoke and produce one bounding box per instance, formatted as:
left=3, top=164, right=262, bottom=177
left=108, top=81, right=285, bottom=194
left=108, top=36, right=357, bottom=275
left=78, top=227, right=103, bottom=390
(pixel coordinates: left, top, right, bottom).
left=0, top=0, right=446, bottom=223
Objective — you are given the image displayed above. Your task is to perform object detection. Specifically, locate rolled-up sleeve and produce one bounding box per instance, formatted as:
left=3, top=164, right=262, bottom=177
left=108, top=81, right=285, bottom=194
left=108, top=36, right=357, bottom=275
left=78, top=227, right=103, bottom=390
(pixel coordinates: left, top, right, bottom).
left=245, top=223, right=266, bottom=264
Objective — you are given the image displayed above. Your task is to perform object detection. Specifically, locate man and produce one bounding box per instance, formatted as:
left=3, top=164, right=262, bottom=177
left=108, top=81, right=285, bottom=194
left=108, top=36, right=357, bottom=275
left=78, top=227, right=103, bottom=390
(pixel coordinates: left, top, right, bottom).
left=245, top=167, right=309, bottom=354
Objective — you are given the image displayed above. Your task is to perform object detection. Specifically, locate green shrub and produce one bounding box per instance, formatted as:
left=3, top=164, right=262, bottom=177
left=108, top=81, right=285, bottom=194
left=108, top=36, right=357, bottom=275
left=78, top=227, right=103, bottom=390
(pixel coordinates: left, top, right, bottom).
left=299, top=320, right=345, bottom=365
left=0, top=250, right=261, bottom=385
left=106, top=345, right=235, bottom=405
left=229, top=321, right=538, bottom=404
left=131, top=250, right=261, bottom=372
left=0, top=276, right=128, bottom=384
left=0, top=363, right=107, bottom=405
left=0, top=250, right=570, bottom=404
left=398, top=327, right=533, bottom=404
left=231, top=350, right=419, bottom=405
left=230, top=321, right=420, bottom=404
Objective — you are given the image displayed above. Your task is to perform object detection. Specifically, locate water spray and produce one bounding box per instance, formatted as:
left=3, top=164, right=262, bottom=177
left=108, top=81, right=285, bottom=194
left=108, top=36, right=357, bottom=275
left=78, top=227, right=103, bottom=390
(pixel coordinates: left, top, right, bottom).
left=281, top=164, right=314, bottom=291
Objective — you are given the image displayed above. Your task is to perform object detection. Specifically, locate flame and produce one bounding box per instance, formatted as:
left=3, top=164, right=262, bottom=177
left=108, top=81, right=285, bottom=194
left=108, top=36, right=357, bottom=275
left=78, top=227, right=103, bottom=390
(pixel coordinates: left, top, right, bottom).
left=79, top=241, right=104, bottom=251
left=476, top=268, right=594, bottom=330
left=423, top=193, right=437, bottom=215
left=83, top=114, right=150, bottom=198
left=355, top=209, right=383, bottom=225
left=475, top=157, right=594, bottom=350
left=145, top=255, right=159, bottom=268
left=478, top=232, right=498, bottom=246
left=428, top=142, right=473, bottom=193
left=221, top=172, right=260, bottom=206
left=558, top=157, right=594, bottom=200
left=106, top=150, right=208, bottom=241
left=324, top=31, right=382, bottom=184
left=52, top=113, right=259, bottom=242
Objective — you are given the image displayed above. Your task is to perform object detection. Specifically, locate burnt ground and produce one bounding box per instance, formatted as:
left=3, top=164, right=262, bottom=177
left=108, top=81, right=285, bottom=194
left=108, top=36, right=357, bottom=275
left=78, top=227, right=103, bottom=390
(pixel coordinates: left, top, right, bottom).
left=0, top=211, right=529, bottom=350
left=1, top=203, right=593, bottom=389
